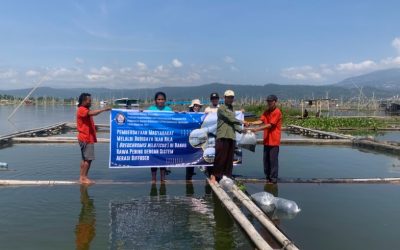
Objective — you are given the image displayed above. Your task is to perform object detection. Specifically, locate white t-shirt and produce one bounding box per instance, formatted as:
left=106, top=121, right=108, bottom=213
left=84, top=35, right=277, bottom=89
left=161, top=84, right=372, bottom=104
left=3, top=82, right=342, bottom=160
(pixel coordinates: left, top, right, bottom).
left=204, top=105, right=219, bottom=113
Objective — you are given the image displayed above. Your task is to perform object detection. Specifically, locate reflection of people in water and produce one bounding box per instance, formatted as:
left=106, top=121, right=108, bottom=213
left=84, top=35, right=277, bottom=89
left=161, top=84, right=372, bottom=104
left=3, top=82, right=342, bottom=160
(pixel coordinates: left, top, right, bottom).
left=186, top=182, right=195, bottom=196
left=258, top=183, right=281, bottom=248
left=75, top=185, right=96, bottom=250
left=149, top=183, right=167, bottom=197
left=212, top=191, right=234, bottom=249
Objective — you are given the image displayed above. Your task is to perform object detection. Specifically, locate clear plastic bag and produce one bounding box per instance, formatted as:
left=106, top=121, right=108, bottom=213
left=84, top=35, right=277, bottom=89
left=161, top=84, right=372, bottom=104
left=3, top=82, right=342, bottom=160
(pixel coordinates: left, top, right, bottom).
left=219, top=176, right=234, bottom=191
left=251, top=192, right=276, bottom=213
left=274, top=197, right=301, bottom=215
left=238, top=131, right=257, bottom=152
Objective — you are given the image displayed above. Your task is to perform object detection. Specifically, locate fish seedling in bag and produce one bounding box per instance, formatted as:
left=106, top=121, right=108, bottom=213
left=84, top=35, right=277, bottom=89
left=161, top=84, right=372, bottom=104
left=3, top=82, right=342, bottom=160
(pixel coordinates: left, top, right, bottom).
left=274, top=197, right=301, bottom=215
left=238, top=131, right=257, bottom=152
left=219, top=176, right=234, bottom=191
left=251, top=192, right=276, bottom=213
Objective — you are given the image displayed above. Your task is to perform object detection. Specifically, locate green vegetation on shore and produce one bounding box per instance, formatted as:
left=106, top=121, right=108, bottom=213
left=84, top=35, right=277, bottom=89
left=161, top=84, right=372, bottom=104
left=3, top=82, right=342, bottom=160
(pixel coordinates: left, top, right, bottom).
left=244, top=104, right=399, bottom=131
left=286, top=117, right=385, bottom=131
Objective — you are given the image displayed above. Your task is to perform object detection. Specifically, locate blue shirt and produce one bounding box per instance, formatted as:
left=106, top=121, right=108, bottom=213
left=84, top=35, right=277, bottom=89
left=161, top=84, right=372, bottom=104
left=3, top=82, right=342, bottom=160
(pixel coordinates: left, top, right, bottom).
left=147, top=105, right=172, bottom=111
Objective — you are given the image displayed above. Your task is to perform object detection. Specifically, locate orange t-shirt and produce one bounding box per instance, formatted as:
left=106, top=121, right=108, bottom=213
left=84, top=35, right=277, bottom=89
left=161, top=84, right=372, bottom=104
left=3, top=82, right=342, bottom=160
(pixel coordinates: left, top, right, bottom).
left=76, top=106, right=97, bottom=143
left=260, top=108, right=282, bottom=146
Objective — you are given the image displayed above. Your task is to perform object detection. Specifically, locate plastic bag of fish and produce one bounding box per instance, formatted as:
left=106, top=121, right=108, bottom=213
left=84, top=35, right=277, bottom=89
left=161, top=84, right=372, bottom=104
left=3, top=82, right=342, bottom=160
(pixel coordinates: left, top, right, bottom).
left=238, top=131, right=257, bottom=152
left=251, top=192, right=301, bottom=219
left=219, top=176, right=234, bottom=191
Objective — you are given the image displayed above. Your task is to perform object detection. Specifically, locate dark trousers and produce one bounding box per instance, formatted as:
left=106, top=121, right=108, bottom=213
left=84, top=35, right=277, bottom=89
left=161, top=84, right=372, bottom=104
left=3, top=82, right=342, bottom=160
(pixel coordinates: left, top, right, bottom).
left=212, top=138, right=235, bottom=179
left=186, top=167, right=195, bottom=180
left=263, top=146, right=279, bottom=181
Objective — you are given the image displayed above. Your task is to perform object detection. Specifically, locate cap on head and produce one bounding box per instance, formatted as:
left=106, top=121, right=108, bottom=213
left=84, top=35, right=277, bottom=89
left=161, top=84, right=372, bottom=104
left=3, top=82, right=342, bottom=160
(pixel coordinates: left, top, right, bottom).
left=224, top=90, right=235, bottom=97
left=210, top=92, right=219, bottom=99
left=189, top=99, right=203, bottom=107
left=266, top=94, right=278, bottom=102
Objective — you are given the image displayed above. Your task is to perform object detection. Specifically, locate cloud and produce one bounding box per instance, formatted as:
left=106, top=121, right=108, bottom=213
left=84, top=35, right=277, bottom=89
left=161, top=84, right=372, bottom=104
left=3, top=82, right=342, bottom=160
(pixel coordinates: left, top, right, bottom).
left=136, top=61, right=148, bottom=71
left=223, top=56, right=235, bottom=64
left=172, top=59, right=183, bottom=68
left=75, top=57, right=85, bottom=64
left=392, top=37, right=400, bottom=54
left=381, top=56, right=400, bottom=66
left=281, top=37, right=400, bottom=83
left=336, top=60, right=376, bottom=72
left=281, top=66, right=323, bottom=80
left=0, top=69, right=18, bottom=79
left=86, top=66, right=113, bottom=81
left=26, top=70, right=40, bottom=77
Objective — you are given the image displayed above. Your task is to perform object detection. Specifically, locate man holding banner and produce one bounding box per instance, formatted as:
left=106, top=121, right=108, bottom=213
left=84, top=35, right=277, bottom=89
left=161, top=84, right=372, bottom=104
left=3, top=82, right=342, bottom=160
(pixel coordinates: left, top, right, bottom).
left=210, top=90, right=249, bottom=184
left=77, top=93, right=111, bottom=184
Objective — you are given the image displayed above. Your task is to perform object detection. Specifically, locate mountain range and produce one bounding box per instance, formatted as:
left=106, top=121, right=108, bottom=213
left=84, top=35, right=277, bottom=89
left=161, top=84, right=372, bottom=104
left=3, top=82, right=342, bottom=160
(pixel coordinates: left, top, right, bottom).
left=335, top=68, right=400, bottom=90
left=1, top=68, right=399, bottom=100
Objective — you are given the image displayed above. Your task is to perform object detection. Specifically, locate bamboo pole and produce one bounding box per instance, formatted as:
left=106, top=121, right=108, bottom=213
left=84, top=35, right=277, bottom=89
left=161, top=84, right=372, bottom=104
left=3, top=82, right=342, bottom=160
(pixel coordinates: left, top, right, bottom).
left=235, top=177, right=400, bottom=184
left=231, top=185, right=299, bottom=250
left=7, top=74, right=50, bottom=121
left=0, top=179, right=208, bottom=186
left=10, top=137, right=353, bottom=145
left=207, top=179, right=273, bottom=250
left=11, top=137, right=110, bottom=143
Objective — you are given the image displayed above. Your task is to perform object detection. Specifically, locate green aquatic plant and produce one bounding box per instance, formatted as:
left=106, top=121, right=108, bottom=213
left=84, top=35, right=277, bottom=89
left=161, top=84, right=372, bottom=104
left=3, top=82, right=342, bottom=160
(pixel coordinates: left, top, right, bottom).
left=286, top=117, right=386, bottom=131
left=235, top=181, right=247, bottom=192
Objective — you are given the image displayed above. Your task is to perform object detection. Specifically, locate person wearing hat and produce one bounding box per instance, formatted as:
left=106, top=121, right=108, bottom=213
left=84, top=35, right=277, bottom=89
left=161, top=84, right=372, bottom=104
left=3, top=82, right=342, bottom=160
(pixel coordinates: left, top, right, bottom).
left=249, top=94, right=282, bottom=184
left=210, top=90, right=249, bottom=184
left=186, top=99, right=203, bottom=181
left=188, top=99, right=203, bottom=112
left=205, top=93, right=220, bottom=113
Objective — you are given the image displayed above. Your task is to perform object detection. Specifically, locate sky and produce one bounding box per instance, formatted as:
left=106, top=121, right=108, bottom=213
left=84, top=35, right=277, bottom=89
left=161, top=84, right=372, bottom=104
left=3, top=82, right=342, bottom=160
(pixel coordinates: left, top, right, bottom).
left=0, top=0, right=400, bottom=89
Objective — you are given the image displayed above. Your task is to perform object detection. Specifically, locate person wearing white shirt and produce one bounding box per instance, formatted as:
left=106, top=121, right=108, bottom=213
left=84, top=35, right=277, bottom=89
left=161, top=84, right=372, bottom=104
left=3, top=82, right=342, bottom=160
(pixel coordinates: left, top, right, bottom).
left=204, top=92, right=220, bottom=113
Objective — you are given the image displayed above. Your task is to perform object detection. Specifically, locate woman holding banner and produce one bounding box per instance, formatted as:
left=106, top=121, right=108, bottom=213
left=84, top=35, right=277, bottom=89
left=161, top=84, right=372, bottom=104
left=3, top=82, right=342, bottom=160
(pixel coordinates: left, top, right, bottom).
left=148, top=91, right=172, bottom=183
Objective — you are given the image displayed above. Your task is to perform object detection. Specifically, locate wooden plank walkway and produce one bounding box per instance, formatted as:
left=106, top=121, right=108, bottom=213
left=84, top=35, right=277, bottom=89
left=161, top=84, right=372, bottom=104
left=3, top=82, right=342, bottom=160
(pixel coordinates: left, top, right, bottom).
left=0, top=122, right=67, bottom=145
left=287, top=125, right=355, bottom=139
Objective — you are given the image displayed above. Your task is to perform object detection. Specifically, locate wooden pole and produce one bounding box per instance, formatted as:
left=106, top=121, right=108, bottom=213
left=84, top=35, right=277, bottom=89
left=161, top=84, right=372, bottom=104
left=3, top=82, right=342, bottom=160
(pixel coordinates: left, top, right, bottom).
left=0, top=179, right=207, bottom=186
left=231, top=185, right=299, bottom=250
left=207, top=179, right=273, bottom=250
left=235, top=177, right=400, bottom=184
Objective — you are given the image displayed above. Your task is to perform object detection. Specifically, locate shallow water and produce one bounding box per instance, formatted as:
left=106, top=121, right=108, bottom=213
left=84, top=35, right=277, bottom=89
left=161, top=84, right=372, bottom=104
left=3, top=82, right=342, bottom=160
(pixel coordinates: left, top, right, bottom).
left=0, top=184, right=252, bottom=250
left=246, top=183, right=400, bottom=250
left=2, top=105, right=400, bottom=249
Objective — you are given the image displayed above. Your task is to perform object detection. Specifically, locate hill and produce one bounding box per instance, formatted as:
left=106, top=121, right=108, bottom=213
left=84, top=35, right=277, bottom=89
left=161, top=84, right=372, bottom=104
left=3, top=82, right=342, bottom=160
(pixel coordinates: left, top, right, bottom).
left=335, top=68, right=400, bottom=90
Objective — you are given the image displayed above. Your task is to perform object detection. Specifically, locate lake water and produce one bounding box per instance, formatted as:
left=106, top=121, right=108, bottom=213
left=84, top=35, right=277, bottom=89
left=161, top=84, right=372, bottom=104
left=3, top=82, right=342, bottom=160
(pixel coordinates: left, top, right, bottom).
left=1, top=105, right=400, bottom=249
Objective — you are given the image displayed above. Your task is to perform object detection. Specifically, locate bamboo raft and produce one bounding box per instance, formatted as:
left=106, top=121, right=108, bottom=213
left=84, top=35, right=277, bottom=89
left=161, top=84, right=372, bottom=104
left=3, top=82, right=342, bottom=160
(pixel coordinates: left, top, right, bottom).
left=207, top=179, right=274, bottom=250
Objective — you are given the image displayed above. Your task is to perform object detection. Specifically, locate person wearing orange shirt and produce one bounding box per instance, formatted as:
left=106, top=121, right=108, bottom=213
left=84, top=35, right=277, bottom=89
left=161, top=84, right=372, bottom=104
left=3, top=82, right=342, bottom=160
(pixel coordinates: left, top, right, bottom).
left=76, top=93, right=111, bottom=184
left=249, top=95, right=282, bottom=184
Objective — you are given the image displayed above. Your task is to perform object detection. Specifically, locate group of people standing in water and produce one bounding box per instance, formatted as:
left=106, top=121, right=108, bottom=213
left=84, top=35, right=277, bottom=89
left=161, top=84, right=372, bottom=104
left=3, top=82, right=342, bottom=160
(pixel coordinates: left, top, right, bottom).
left=76, top=89, right=282, bottom=185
